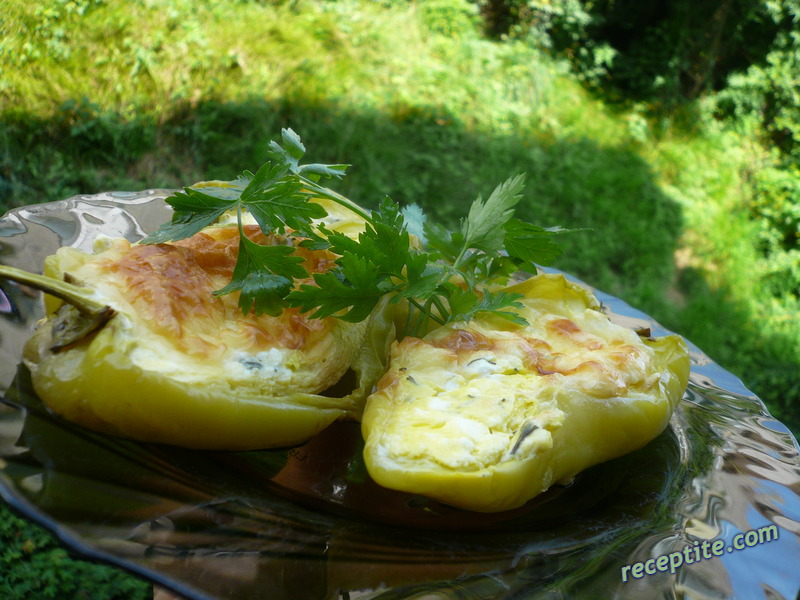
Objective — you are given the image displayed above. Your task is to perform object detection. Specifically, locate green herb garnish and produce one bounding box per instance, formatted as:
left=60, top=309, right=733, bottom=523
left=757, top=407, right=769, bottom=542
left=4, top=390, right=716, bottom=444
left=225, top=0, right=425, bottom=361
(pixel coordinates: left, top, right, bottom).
left=143, top=128, right=571, bottom=337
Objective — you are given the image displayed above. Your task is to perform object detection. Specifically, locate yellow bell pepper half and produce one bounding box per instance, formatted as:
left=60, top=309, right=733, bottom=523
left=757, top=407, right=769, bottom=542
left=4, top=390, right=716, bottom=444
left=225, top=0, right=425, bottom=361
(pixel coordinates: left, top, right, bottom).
left=361, top=273, right=690, bottom=512
left=4, top=212, right=393, bottom=451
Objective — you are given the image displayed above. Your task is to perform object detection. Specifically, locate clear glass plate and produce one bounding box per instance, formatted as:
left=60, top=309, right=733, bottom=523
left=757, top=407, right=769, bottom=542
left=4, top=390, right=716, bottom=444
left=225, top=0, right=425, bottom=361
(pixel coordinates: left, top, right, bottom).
left=1, top=191, right=799, bottom=600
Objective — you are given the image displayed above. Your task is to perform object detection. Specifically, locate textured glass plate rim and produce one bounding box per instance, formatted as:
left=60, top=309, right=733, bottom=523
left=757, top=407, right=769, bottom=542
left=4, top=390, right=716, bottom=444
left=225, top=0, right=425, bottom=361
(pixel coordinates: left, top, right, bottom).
left=0, top=191, right=798, bottom=600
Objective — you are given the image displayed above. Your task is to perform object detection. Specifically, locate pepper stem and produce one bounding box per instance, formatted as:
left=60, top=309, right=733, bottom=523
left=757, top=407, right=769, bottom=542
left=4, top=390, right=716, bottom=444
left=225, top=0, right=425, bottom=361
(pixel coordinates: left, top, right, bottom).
left=0, top=264, right=108, bottom=316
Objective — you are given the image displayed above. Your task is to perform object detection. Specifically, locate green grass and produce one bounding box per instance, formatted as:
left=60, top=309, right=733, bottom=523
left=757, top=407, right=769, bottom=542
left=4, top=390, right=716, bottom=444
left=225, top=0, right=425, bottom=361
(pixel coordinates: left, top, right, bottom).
left=0, top=501, right=150, bottom=599
left=1, top=0, right=799, bottom=596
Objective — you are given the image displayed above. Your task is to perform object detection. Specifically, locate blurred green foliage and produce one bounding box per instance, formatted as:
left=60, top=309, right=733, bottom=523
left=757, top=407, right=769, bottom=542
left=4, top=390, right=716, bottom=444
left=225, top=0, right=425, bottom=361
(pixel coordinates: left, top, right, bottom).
left=0, top=502, right=149, bottom=599
left=1, top=0, right=800, bottom=597
left=479, top=0, right=798, bottom=104
left=417, top=0, right=481, bottom=37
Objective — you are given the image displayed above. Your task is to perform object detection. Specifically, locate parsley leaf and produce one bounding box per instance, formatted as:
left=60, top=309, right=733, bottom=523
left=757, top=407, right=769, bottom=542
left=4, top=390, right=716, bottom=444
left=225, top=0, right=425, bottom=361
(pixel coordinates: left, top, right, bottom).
left=240, top=161, right=327, bottom=234
left=287, top=254, right=392, bottom=322
left=471, top=290, right=528, bottom=325
left=142, top=128, right=357, bottom=315
left=214, top=229, right=309, bottom=316
left=397, top=255, right=443, bottom=303
left=142, top=188, right=236, bottom=244
left=401, top=203, right=427, bottom=245
left=503, top=218, right=566, bottom=270
left=460, top=173, right=525, bottom=257
left=423, top=221, right=464, bottom=264
left=287, top=198, right=412, bottom=322
left=357, top=198, right=412, bottom=276
left=268, top=128, right=348, bottom=181
left=442, top=284, right=527, bottom=325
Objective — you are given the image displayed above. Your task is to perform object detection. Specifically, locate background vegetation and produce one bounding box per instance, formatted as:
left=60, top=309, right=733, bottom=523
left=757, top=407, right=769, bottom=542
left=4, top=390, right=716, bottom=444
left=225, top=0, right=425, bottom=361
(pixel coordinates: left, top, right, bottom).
left=1, top=0, right=798, bottom=597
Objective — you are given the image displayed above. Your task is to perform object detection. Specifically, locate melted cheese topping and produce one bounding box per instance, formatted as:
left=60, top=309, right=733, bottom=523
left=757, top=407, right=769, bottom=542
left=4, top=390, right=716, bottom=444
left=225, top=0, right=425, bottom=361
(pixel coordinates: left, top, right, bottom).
left=48, top=223, right=365, bottom=395
left=366, top=277, right=662, bottom=472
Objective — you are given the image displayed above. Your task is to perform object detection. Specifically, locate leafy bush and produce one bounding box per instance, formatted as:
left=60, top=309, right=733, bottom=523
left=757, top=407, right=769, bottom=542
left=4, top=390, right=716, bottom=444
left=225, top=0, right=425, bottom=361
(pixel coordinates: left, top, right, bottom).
left=751, top=166, right=800, bottom=254
left=476, top=0, right=617, bottom=86
left=714, top=2, right=800, bottom=161
left=418, top=0, right=480, bottom=37
left=474, top=0, right=796, bottom=109
left=713, top=1, right=800, bottom=307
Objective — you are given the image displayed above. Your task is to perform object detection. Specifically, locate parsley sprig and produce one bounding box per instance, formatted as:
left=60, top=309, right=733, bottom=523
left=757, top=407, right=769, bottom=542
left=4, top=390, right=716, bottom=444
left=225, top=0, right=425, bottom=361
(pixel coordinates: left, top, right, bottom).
left=143, top=129, right=362, bottom=316
left=144, top=128, right=571, bottom=337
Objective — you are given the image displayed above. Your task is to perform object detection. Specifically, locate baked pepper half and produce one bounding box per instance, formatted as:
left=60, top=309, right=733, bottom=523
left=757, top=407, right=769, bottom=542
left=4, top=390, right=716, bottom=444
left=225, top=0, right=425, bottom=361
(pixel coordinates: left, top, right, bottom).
left=361, top=273, right=690, bottom=512
left=1, top=213, right=393, bottom=450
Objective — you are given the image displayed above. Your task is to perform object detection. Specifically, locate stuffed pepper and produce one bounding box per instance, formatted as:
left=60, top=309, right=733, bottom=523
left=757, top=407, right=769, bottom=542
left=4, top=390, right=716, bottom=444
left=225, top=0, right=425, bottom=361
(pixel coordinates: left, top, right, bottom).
left=1, top=196, right=392, bottom=450
left=361, top=273, right=690, bottom=512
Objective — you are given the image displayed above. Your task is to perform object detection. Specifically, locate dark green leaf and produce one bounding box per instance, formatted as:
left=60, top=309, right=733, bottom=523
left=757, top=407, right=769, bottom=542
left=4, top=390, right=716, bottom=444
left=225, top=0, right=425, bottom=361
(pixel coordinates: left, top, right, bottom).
left=372, top=195, right=406, bottom=231
left=485, top=255, right=522, bottom=280
left=240, top=161, right=289, bottom=202
left=405, top=248, right=434, bottom=282
left=287, top=255, right=392, bottom=322
left=297, top=228, right=333, bottom=251
left=214, top=236, right=308, bottom=316
left=503, top=217, right=565, bottom=268
left=298, top=163, right=349, bottom=179
left=394, top=262, right=445, bottom=303
left=442, top=285, right=527, bottom=325
left=318, top=225, right=364, bottom=258
left=243, top=180, right=326, bottom=234
left=142, top=188, right=235, bottom=243
left=358, top=222, right=410, bottom=276
left=442, top=284, right=478, bottom=319
left=321, top=199, right=414, bottom=280
left=461, top=174, right=525, bottom=254
left=168, top=187, right=237, bottom=214
left=224, top=271, right=293, bottom=317
left=424, top=221, right=463, bottom=263
left=473, top=290, right=528, bottom=325
left=139, top=129, right=567, bottom=333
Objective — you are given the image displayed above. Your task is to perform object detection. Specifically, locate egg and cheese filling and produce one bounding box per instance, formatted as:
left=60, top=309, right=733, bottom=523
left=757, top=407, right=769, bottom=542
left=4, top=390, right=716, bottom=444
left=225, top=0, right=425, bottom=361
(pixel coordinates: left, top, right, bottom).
left=365, top=277, right=664, bottom=473
left=43, top=222, right=361, bottom=395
